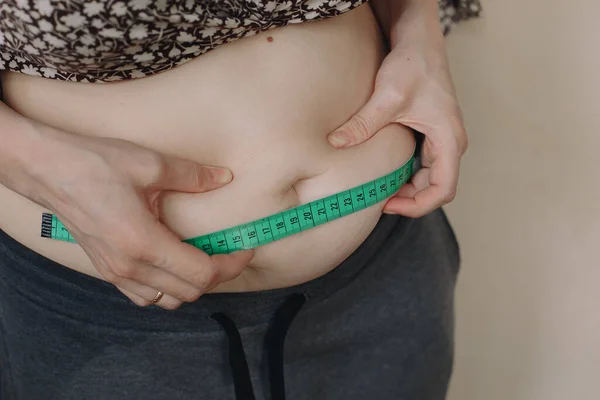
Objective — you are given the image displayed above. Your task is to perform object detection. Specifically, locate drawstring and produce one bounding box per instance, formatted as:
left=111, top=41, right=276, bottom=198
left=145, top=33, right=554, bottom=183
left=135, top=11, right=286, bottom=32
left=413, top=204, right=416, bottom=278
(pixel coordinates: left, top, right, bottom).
left=265, top=293, right=306, bottom=400
left=211, top=312, right=256, bottom=400
left=211, top=293, right=307, bottom=400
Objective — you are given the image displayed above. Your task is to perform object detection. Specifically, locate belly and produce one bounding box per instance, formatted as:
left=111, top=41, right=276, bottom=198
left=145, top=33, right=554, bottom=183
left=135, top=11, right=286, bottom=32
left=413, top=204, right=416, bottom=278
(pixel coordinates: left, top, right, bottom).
left=0, top=5, right=415, bottom=292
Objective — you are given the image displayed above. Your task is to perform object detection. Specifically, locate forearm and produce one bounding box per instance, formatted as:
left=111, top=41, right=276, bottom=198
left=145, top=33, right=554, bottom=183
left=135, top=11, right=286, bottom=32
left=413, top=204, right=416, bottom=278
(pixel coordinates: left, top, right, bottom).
left=0, top=102, right=69, bottom=207
left=371, top=0, right=443, bottom=48
left=0, top=103, right=40, bottom=193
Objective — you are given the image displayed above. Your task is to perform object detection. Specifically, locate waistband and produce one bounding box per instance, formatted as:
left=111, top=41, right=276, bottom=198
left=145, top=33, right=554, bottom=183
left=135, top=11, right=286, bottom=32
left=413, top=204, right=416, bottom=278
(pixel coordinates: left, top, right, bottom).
left=0, top=213, right=410, bottom=332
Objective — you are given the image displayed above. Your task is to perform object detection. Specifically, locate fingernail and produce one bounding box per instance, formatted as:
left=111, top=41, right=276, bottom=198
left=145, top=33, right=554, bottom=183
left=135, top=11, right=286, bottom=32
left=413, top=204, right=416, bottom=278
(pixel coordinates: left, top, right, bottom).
left=382, top=210, right=398, bottom=215
left=328, top=132, right=351, bottom=148
left=208, top=167, right=233, bottom=184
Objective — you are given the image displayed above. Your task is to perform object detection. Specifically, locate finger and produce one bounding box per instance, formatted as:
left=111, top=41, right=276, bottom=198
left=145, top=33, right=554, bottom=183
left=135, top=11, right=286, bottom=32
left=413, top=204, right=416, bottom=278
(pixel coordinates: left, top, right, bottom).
left=149, top=223, right=253, bottom=291
left=91, top=248, right=202, bottom=303
left=383, top=152, right=459, bottom=218
left=116, top=283, right=183, bottom=310
left=115, top=261, right=208, bottom=303
left=390, top=167, right=432, bottom=199
left=327, top=89, right=400, bottom=148
left=115, top=287, right=148, bottom=306
left=382, top=168, right=430, bottom=216
left=79, top=234, right=203, bottom=303
left=154, top=154, right=233, bottom=193
left=208, top=250, right=255, bottom=289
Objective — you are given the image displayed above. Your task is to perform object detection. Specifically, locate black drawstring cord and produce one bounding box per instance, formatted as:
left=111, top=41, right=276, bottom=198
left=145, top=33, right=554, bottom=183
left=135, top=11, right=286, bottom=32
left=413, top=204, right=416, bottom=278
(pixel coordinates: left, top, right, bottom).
left=265, top=293, right=307, bottom=400
left=211, top=312, right=256, bottom=400
left=211, top=293, right=307, bottom=400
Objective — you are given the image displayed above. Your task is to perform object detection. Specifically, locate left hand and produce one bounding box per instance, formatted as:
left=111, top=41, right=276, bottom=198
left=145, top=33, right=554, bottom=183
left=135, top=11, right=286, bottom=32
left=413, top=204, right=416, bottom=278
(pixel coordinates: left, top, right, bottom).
left=327, top=31, right=467, bottom=218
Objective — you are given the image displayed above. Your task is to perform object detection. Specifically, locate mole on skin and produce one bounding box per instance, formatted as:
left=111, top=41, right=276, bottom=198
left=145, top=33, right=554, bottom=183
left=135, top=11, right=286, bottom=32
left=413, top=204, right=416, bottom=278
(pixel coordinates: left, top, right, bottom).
left=267, top=36, right=274, bottom=42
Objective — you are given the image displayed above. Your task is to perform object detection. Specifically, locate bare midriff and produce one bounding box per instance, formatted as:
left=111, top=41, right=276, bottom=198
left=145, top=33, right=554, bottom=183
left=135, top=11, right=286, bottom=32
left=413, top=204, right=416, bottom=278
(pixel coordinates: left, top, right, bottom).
left=0, top=5, right=415, bottom=292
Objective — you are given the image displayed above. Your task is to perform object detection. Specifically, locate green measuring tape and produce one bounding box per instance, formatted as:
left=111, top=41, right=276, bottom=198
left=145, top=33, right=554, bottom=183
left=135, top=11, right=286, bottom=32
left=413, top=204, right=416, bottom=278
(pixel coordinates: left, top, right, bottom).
left=41, top=155, right=414, bottom=255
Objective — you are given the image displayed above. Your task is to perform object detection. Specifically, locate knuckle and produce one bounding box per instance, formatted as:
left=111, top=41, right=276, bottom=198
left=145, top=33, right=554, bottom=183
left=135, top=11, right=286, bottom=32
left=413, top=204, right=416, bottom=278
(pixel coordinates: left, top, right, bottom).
left=139, top=152, right=166, bottom=184
left=134, top=299, right=152, bottom=307
left=443, top=188, right=457, bottom=203
left=90, top=250, right=123, bottom=283
left=182, top=290, right=202, bottom=303
left=230, top=262, right=245, bottom=280
left=450, top=114, right=468, bottom=154
left=111, top=262, right=137, bottom=279
left=456, top=128, right=468, bottom=154
left=93, top=249, right=135, bottom=280
left=381, top=87, right=404, bottom=106
left=459, top=135, right=468, bottom=154
left=117, top=236, right=155, bottom=264
left=135, top=245, right=163, bottom=265
left=196, top=263, right=218, bottom=289
left=100, top=268, right=122, bottom=284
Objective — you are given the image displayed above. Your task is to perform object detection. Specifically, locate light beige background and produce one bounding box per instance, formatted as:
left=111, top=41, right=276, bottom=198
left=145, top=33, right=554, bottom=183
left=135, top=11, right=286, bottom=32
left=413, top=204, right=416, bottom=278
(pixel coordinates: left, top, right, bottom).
left=444, top=1, right=600, bottom=399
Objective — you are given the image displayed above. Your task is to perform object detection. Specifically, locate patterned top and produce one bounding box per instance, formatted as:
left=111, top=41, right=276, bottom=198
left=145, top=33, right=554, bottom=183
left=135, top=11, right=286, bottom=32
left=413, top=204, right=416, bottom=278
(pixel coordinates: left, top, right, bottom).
left=0, top=0, right=481, bottom=83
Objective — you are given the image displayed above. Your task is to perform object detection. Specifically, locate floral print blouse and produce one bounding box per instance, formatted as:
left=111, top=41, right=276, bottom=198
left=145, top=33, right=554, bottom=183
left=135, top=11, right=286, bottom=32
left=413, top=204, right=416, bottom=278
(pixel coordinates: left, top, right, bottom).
left=0, top=0, right=481, bottom=83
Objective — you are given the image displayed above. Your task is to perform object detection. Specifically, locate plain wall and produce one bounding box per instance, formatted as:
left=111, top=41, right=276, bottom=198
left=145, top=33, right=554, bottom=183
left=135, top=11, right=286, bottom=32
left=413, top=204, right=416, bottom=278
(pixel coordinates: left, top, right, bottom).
left=444, top=1, right=600, bottom=399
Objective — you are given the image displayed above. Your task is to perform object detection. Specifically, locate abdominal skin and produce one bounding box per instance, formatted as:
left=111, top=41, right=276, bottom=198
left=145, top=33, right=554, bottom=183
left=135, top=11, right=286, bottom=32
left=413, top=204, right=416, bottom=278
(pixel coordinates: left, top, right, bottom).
left=0, top=5, right=415, bottom=292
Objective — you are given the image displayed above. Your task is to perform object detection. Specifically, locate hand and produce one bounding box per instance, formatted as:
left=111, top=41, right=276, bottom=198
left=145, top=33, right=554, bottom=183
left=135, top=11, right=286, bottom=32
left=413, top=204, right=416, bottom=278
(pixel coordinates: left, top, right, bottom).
left=26, top=126, right=253, bottom=309
left=327, top=28, right=467, bottom=218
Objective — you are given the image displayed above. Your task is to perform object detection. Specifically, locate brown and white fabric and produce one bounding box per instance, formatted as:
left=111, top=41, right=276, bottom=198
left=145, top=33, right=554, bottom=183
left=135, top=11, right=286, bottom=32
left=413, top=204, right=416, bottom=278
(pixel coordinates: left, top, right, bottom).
left=0, top=0, right=482, bottom=83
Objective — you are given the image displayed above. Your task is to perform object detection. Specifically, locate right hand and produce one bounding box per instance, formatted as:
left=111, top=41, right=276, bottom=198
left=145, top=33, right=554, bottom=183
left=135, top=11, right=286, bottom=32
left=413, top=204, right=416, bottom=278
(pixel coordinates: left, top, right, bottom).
left=24, top=126, right=253, bottom=310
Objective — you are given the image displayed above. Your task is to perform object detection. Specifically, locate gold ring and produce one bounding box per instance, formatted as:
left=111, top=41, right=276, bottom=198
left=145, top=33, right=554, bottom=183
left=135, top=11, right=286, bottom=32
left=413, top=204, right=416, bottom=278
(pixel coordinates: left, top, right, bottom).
left=151, top=291, right=164, bottom=304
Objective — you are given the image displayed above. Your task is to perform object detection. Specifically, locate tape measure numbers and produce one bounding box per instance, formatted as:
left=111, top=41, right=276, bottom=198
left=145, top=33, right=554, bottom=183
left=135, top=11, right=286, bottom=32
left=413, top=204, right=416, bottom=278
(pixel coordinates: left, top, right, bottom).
left=41, top=155, right=414, bottom=254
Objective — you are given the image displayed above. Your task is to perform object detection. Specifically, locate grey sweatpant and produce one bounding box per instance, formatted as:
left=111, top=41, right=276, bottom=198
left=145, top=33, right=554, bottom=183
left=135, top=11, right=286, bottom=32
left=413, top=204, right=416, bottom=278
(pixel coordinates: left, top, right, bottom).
left=0, top=209, right=460, bottom=400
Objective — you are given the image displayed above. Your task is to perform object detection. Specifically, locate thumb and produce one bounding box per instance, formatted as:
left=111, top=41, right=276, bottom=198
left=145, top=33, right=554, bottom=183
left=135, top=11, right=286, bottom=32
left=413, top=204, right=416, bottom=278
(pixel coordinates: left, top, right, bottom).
left=327, top=90, right=398, bottom=148
left=154, top=155, right=233, bottom=193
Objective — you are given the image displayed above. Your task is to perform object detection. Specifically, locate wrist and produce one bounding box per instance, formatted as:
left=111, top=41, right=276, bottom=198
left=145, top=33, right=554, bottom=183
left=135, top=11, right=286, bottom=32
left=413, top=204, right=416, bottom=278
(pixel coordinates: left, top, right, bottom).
left=372, top=0, right=444, bottom=50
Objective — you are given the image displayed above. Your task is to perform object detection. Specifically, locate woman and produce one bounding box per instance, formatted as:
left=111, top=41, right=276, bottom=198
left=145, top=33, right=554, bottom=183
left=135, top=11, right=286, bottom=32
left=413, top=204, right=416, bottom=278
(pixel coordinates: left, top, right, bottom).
left=0, top=0, right=480, bottom=399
